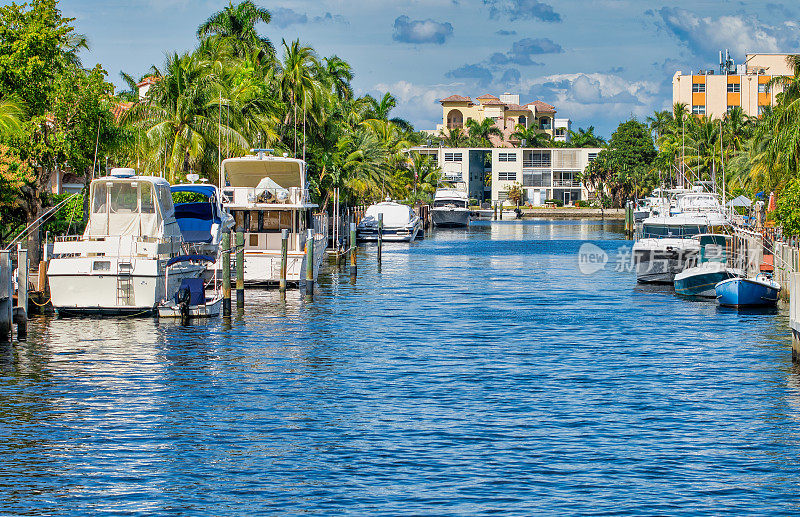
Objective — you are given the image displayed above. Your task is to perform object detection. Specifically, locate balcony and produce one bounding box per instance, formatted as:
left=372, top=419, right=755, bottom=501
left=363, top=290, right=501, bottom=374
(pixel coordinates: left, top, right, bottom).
left=443, top=173, right=462, bottom=182
left=523, top=159, right=551, bottom=168
left=522, top=174, right=551, bottom=187
left=552, top=179, right=582, bottom=187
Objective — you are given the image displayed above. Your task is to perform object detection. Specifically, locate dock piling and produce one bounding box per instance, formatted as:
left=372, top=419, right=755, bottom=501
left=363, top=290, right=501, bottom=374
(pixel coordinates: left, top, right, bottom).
left=350, top=222, right=357, bottom=279
left=493, top=203, right=497, bottom=221
left=235, top=231, right=244, bottom=309
left=222, top=232, right=231, bottom=318
left=0, top=250, right=11, bottom=342
left=15, top=244, right=27, bottom=339
left=377, top=213, right=383, bottom=263
left=305, top=228, right=314, bottom=297
left=279, top=229, right=288, bottom=294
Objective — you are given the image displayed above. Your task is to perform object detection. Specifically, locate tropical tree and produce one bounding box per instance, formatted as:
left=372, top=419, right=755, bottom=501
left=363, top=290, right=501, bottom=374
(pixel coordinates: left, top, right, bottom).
left=569, top=126, right=606, bottom=148
left=510, top=124, right=551, bottom=147
left=439, top=127, right=468, bottom=147
left=0, top=95, right=25, bottom=137
left=465, top=117, right=502, bottom=147
left=197, top=0, right=273, bottom=58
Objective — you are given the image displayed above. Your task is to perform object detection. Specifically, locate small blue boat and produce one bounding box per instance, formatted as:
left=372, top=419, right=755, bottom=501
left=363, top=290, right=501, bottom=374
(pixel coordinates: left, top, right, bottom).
left=715, top=274, right=781, bottom=308
left=674, top=234, right=742, bottom=297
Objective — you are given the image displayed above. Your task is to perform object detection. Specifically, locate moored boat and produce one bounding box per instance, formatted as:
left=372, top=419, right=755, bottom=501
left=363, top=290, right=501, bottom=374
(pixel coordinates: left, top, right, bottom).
left=47, top=168, right=206, bottom=315
left=632, top=215, right=706, bottom=283
left=170, top=180, right=234, bottom=257
left=715, top=274, right=781, bottom=308
left=431, top=188, right=470, bottom=228
left=357, top=200, right=422, bottom=242
left=674, top=234, right=743, bottom=297
left=157, top=256, right=222, bottom=319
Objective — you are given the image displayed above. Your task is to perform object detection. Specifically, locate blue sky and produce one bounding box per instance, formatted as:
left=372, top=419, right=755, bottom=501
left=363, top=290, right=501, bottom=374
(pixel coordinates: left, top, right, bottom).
left=62, top=0, right=800, bottom=138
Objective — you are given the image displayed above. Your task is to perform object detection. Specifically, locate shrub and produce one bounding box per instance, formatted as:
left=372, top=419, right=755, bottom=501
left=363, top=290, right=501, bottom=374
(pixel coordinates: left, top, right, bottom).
left=544, top=198, right=564, bottom=207
left=575, top=200, right=589, bottom=207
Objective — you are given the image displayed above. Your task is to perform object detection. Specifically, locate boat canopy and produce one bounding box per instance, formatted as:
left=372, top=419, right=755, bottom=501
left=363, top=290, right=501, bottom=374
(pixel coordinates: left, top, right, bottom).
left=171, top=184, right=223, bottom=243
left=85, top=175, right=182, bottom=239
left=362, top=202, right=416, bottom=227
left=166, top=254, right=216, bottom=267
left=171, top=184, right=218, bottom=198
left=222, top=156, right=305, bottom=190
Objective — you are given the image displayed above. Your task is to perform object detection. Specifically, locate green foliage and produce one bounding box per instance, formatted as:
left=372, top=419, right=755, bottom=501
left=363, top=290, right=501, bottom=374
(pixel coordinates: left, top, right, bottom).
left=775, top=179, right=800, bottom=236
left=544, top=198, right=564, bottom=207
left=41, top=192, right=85, bottom=235
left=575, top=200, right=589, bottom=207
left=505, top=183, right=523, bottom=205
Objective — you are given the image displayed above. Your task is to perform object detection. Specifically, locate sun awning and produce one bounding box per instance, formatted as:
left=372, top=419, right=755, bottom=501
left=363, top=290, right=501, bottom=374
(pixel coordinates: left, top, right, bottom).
left=223, top=157, right=304, bottom=189
left=726, top=195, right=752, bottom=207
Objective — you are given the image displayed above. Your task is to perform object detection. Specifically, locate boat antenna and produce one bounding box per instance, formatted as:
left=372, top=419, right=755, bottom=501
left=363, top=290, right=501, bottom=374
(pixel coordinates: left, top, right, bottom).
left=218, top=91, right=222, bottom=190
left=91, top=117, right=100, bottom=179
left=302, top=90, right=306, bottom=164
left=720, top=119, right=726, bottom=207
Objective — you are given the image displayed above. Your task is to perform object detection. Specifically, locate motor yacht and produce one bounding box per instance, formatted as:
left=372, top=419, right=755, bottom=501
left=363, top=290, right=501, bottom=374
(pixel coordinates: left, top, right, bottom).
left=357, top=200, right=422, bottom=242
left=431, top=188, right=470, bottom=228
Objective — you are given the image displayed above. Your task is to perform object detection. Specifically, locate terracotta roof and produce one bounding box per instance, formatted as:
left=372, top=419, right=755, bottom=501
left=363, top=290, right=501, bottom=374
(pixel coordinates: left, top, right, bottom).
left=476, top=94, right=500, bottom=100
left=481, top=98, right=505, bottom=105
left=62, top=172, right=87, bottom=184
left=526, top=100, right=557, bottom=113
left=112, top=101, right=134, bottom=121
left=440, top=94, right=472, bottom=103
left=136, top=76, right=160, bottom=88
left=504, top=103, right=531, bottom=111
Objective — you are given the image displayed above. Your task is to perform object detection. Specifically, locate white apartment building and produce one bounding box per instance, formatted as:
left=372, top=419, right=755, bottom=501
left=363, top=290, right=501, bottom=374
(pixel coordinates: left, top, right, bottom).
left=407, top=146, right=601, bottom=205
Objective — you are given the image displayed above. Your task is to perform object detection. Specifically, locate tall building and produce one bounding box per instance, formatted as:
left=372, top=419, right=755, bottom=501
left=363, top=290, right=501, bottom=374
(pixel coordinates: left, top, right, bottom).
left=431, top=92, right=571, bottom=146
left=673, top=52, right=792, bottom=119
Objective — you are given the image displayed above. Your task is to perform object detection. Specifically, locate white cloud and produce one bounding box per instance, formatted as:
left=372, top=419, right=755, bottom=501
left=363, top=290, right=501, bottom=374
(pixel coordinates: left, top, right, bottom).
left=658, top=7, right=799, bottom=58
left=371, top=80, right=458, bottom=130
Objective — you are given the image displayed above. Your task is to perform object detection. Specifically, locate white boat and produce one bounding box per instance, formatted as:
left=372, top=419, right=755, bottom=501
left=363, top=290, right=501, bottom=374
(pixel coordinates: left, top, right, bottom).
left=632, top=215, right=706, bottom=283
left=48, top=168, right=206, bottom=315
left=220, top=150, right=327, bottom=285
left=431, top=188, right=470, bottom=228
left=671, top=190, right=729, bottom=227
left=357, top=201, right=422, bottom=242
left=158, top=259, right=222, bottom=319
left=674, top=234, right=743, bottom=297
left=170, top=181, right=234, bottom=257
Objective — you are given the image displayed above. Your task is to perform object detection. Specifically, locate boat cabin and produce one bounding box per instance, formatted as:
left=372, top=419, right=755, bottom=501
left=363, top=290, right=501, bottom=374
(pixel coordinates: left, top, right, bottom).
left=220, top=152, right=318, bottom=252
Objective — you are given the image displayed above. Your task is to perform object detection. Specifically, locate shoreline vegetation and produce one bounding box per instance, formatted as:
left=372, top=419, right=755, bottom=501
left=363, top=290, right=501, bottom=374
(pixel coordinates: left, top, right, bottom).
left=0, top=1, right=799, bottom=255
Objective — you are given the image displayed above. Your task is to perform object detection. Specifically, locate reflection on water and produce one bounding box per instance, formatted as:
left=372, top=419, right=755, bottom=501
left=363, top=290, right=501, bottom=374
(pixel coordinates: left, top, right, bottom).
left=1, top=218, right=800, bottom=514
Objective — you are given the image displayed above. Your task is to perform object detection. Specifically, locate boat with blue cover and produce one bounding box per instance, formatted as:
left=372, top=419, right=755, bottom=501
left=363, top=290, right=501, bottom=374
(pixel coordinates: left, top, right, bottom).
left=674, top=234, right=743, bottom=297
left=170, top=181, right=234, bottom=257
left=715, top=273, right=781, bottom=308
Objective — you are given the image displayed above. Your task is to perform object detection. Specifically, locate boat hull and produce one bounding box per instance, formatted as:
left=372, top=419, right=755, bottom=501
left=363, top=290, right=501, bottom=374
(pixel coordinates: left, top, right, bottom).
left=633, top=244, right=699, bottom=284
left=431, top=208, right=470, bottom=228
left=357, top=222, right=422, bottom=242
left=715, top=277, right=780, bottom=308
left=674, top=265, right=739, bottom=297
left=158, top=297, right=222, bottom=318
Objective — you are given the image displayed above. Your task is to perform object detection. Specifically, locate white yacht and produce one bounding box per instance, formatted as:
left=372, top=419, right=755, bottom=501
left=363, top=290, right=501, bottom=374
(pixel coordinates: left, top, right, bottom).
left=671, top=190, right=729, bottom=227
left=47, top=168, right=206, bottom=314
left=357, top=201, right=422, bottom=242
left=431, top=188, right=470, bottom=228
left=632, top=215, right=706, bottom=283
left=170, top=180, right=234, bottom=257
left=220, top=150, right=327, bottom=285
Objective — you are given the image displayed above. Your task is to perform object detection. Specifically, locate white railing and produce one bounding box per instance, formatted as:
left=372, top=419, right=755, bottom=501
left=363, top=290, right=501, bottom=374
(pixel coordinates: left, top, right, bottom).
left=523, top=160, right=551, bottom=168
left=221, top=186, right=308, bottom=205
left=552, top=179, right=582, bottom=187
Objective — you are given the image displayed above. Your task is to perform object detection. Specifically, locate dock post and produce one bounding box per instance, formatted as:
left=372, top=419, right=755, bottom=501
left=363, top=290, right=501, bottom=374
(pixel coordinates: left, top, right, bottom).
left=493, top=203, right=497, bottom=221
left=350, top=222, right=357, bottom=279
left=16, top=244, right=27, bottom=339
left=791, top=272, right=800, bottom=361
left=499, top=204, right=503, bottom=220
left=222, top=232, right=231, bottom=318
left=305, top=228, right=314, bottom=297
left=235, top=231, right=244, bottom=309
left=377, top=213, right=383, bottom=263
left=0, top=250, right=10, bottom=342
left=279, top=229, right=288, bottom=294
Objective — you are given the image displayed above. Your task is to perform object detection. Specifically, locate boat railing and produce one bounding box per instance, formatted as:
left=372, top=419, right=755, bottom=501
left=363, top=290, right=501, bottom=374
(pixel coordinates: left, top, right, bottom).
left=52, top=235, right=192, bottom=258
left=221, top=186, right=308, bottom=206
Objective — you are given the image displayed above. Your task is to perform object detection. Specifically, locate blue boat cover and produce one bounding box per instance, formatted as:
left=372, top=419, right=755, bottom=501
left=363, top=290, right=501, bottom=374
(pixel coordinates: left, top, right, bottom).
left=174, top=202, right=220, bottom=243
left=166, top=254, right=216, bottom=266
left=171, top=184, right=217, bottom=198
left=175, top=278, right=205, bottom=306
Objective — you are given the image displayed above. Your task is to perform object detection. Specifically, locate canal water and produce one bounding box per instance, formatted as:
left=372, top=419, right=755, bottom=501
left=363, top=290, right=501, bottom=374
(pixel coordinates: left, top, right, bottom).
left=1, top=219, right=799, bottom=515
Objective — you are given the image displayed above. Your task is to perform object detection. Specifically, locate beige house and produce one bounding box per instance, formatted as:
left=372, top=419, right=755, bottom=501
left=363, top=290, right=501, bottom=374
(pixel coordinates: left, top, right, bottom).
left=436, top=93, right=560, bottom=147
left=673, top=53, right=792, bottom=119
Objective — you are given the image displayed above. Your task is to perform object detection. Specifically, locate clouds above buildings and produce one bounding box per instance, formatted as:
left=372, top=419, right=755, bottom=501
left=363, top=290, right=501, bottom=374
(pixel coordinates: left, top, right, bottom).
left=446, top=64, right=494, bottom=86
left=392, top=15, right=454, bottom=44
left=654, top=7, right=799, bottom=58
left=490, top=37, right=563, bottom=66
left=484, top=0, right=562, bottom=22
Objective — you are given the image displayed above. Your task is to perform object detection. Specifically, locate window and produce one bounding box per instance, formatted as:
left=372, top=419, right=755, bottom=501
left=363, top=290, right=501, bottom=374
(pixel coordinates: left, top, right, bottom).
left=726, top=106, right=738, bottom=114
left=588, top=153, right=598, bottom=162
left=498, top=171, right=516, bottom=181
left=758, top=105, right=767, bottom=116
left=692, top=83, right=706, bottom=93
left=727, top=83, right=740, bottom=93
left=758, top=83, right=767, bottom=93
left=692, top=105, right=706, bottom=115
left=555, top=128, right=566, bottom=137
left=92, top=183, right=108, bottom=213
left=444, top=152, right=462, bottom=162
left=498, top=152, right=517, bottom=162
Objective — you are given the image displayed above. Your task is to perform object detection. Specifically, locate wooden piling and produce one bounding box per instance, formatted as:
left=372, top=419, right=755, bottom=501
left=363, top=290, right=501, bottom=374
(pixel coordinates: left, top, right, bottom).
left=350, top=222, right=357, bottom=278
left=791, top=272, right=800, bottom=361
left=493, top=202, right=497, bottom=221
left=279, top=229, right=288, bottom=293
left=499, top=204, right=503, bottom=220
left=305, top=228, right=314, bottom=295
left=235, top=231, right=244, bottom=309
left=0, top=250, right=11, bottom=342
left=222, top=232, right=231, bottom=317
left=377, top=213, right=383, bottom=263
left=16, top=244, right=27, bottom=338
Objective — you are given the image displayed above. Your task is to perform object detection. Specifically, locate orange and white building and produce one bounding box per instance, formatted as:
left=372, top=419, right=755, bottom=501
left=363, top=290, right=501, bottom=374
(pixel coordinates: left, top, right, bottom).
left=673, top=53, right=792, bottom=118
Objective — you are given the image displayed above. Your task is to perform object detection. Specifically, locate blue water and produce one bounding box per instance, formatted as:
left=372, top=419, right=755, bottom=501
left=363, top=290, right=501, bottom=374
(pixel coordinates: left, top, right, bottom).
left=2, top=219, right=799, bottom=515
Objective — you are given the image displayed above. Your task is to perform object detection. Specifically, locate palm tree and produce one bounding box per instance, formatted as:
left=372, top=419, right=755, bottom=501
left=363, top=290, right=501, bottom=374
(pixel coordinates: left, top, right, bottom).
left=0, top=94, right=26, bottom=137
left=465, top=118, right=502, bottom=147
left=368, top=92, right=397, bottom=121
left=321, top=55, right=353, bottom=100
left=510, top=124, right=551, bottom=147
left=197, top=0, right=273, bottom=58
left=569, top=126, right=606, bottom=148
left=439, top=127, right=468, bottom=147
left=278, top=39, right=321, bottom=157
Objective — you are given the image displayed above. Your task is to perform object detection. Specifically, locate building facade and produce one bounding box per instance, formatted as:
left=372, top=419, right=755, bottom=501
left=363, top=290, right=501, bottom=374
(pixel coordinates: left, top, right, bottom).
left=673, top=53, right=791, bottom=119
left=407, top=146, right=600, bottom=205
left=435, top=93, right=568, bottom=147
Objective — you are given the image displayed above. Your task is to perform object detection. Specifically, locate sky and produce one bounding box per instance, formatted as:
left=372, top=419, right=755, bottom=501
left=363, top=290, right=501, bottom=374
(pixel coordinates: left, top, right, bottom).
left=61, top=0, right=800, bottom=138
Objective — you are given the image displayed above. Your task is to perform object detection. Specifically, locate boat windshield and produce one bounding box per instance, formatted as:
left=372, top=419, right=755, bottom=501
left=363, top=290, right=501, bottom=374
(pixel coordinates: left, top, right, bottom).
left=433, top=199, right=467, bottom=208
left=85, top=179, right=165, bottom=238
left=641, top=223, right=707, bottom=238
